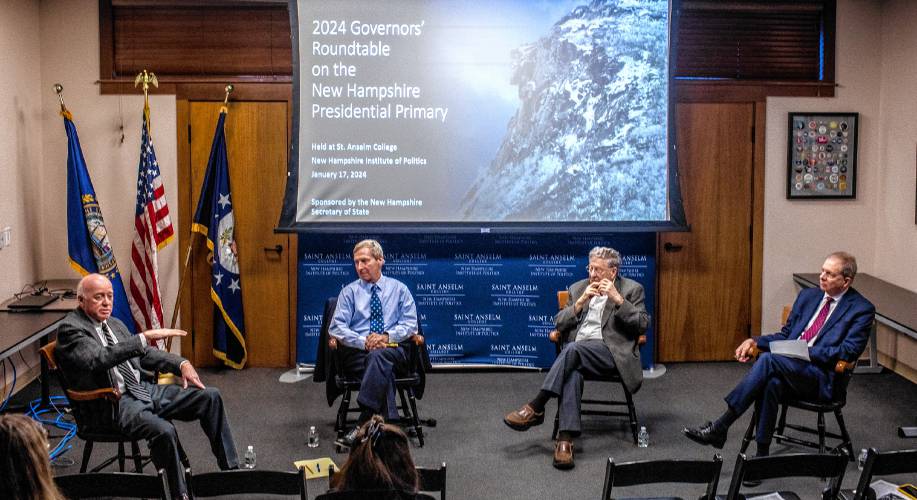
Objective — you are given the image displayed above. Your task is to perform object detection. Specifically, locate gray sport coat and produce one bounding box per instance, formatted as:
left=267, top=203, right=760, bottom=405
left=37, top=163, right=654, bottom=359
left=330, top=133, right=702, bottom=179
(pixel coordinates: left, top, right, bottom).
left=56, top=308, right=185, bottom=393
left=554, top=276, right=649, bottom=394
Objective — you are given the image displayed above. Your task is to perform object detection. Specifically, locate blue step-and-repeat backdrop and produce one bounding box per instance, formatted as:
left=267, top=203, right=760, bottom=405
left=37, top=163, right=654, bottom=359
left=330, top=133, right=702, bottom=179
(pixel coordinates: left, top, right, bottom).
left=296, top=233, right=656, bottom=369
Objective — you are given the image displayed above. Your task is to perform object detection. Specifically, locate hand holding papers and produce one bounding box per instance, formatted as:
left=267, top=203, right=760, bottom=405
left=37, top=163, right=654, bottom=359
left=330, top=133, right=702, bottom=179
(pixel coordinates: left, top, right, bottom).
left=768, top=340, right=810, bottom=362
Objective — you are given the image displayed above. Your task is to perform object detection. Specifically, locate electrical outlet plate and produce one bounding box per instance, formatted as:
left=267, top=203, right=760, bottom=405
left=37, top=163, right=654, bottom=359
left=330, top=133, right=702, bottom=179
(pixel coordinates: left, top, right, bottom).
left=0, top=226, right=11, bottom=249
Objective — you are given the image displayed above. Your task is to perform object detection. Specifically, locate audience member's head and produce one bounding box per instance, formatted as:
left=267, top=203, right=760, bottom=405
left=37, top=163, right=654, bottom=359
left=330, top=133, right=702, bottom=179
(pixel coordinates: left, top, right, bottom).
left=0, top=414, right=64, bottom=500
left=332, top=415, right=419, bottom=493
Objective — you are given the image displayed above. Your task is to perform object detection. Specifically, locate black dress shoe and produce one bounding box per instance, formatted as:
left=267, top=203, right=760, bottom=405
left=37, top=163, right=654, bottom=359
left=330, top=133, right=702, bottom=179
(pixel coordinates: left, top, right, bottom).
left=682, top=421, right=728, bottom=449
left=742, top=478, right=763, bottom=487
left=335, top=427, right=360, bottom=450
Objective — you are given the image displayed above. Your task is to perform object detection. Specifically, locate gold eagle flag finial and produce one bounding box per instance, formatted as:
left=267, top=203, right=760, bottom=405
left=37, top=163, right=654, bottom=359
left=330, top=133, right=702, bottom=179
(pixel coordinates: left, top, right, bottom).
left=134, top=70, right=159, bottom=124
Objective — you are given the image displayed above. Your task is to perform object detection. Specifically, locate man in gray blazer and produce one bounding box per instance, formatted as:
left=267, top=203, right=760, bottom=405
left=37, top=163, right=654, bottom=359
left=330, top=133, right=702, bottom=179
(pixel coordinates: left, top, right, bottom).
left=503, top=246, right=649, bottom=469
left=56, top=274, right=238, bottom=499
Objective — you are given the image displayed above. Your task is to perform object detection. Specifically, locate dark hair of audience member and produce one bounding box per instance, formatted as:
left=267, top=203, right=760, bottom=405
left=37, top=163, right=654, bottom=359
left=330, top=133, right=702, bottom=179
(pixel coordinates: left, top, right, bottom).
left=0, top=414, right=65, bottom=500
left=332, top=415, right=420, bottom=493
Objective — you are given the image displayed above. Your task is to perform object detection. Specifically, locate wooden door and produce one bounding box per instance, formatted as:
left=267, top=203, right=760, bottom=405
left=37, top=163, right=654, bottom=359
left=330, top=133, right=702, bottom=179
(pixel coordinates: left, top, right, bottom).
left=180, top=101, right=292, bottom=367
left=658, top=103, right=755, bottom=361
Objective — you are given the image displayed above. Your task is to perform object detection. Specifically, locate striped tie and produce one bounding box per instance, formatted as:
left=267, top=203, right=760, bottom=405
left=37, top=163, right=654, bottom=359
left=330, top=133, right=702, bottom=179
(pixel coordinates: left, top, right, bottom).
left=370, top=285, right=384, bottom=334
left=800, top=297, right=834, bottom=343
left=101, top=323, right=152, bottom=402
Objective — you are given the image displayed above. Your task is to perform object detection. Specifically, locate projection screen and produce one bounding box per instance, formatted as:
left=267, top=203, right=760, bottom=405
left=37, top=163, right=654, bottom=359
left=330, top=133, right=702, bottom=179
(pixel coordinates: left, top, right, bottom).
left=279, top=0, right=686, bottom=233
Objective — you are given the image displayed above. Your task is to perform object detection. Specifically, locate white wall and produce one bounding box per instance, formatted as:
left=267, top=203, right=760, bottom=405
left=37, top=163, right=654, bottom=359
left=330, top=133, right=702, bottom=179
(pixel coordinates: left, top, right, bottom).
left=0, top=0, right=44, bottom=391
left=0, top=0, right=43, bottom=299
left=761, top=0, right=885, bottom=332
left=873, top=0, right=917, bottom=291
left=38, top=0, right=180, bottom=329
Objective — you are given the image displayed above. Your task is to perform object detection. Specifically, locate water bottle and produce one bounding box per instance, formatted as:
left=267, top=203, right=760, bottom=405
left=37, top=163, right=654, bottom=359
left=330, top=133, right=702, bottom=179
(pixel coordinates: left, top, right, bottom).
left=307, top=426, right=320, bottom=448
left=637, top=426, right=649, bottom=448
left=857, top=448, right=868, bottom=471
left=243, top=445, right=256, bottom=469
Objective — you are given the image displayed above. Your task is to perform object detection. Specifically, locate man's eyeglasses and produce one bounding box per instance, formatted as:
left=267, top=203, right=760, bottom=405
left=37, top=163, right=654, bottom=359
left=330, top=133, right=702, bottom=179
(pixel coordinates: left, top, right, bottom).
left=585, top=265, right=613, bottom=274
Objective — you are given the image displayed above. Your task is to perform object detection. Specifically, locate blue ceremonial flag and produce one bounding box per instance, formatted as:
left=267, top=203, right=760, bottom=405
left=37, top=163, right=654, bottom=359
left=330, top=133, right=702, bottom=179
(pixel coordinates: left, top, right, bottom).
left=64, top=110, right=136, bottom=333
left=192, top=111, right=247, bottom=368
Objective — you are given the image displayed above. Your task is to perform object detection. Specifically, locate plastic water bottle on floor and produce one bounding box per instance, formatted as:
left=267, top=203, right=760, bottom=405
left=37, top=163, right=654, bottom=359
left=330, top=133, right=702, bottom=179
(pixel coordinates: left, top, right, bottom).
left=637, top=426, right=649, bottom=448
left=308, top=426, right=320, bottom=448
left=243, top=445, right=257, bottom=469
left=857, top=448, right=868, bottom=471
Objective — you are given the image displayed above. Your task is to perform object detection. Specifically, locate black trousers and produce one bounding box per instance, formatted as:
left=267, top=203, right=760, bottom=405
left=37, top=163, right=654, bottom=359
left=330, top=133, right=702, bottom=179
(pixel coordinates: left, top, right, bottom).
left=340, top=346, right=408, bottom=421
left=118, top=383, right=238, bottom=497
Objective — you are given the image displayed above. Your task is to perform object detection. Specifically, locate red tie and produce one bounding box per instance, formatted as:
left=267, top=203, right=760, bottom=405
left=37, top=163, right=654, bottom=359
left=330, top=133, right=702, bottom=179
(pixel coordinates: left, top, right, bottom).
left=800, top=297, right=834, bottom=343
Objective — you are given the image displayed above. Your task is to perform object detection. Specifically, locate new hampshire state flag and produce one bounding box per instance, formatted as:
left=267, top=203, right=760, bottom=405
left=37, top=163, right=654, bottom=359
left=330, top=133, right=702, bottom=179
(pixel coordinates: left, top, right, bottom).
left=192, top=111, right=247, bottom=368
left=64, top=110, right=136, bottom=333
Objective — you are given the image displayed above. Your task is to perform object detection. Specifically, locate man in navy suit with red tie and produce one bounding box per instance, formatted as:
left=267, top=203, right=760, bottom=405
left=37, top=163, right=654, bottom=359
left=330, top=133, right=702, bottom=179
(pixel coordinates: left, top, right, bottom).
left=683, top=251, right=875, bottom=458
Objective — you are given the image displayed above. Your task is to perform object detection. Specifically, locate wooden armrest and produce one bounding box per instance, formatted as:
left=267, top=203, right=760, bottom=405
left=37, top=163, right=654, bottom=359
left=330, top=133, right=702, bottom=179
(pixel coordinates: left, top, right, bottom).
left=747, top=345, right=852, bottom=373
left=328, top=337, right=339, bottom=350
left=409, top=334, right=424, bottom=346
left=66, top=387, right=121, bottom=402
left=548, top=331, right=647, bottom=346
left=835, top=360, right=855, bottom=373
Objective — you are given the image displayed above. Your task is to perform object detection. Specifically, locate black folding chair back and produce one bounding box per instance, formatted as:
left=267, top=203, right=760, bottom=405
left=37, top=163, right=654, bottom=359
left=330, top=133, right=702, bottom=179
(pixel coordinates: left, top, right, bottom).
left=327, top=462, right=446, bottom=500
left=602, top=455, right=723, bottom=500
left=54, top=469, right=169, bottom=499
left=850, top=448, right=917, bottom=500
left=188, top=468, right=307, bottom=499
left=725, top=452, right=848, bottom=500
left=417, top=462, right=447, bottom=500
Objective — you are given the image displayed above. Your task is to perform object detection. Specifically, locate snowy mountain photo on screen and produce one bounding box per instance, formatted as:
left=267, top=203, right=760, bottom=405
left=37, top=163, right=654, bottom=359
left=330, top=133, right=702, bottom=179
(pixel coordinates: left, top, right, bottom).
left=461, top=0, right=669, bottom=222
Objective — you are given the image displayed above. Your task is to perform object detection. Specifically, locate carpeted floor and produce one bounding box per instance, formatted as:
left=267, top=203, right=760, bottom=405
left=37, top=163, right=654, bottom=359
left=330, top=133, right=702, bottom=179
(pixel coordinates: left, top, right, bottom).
left=11, top=362, right=917, bottom=499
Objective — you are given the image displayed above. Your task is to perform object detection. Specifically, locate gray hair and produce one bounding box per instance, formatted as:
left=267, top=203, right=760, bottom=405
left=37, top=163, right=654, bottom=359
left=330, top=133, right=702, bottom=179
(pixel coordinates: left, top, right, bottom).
left=353, top=239, right=384, bottom=260
left=588, top=246, right=621, bottom=269
left=827, top=251, right=857, bottom=279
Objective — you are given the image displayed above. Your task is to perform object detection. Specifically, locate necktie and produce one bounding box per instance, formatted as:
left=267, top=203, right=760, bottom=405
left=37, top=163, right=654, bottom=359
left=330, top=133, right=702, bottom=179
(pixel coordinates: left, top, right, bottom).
left=800, top=297, right=834, bottom=343
left=370, top=285, right=384, bottom=334
left=101, top=323, right=152, bottom=402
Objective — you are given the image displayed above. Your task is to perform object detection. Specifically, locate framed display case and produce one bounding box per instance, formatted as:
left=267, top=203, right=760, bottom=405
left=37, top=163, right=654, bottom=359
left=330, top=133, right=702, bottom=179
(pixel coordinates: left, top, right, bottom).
left=787, top=112, right=858, bottom=199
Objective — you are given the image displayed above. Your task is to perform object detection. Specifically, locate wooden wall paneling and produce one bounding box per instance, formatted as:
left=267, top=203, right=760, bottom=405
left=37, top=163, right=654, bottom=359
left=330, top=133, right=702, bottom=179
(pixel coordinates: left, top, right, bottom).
left=658, top=103, right=755, bottom=361
left=188, top=101, right=290, bottom=367
left=751, top=101, right=767, bottom=335
left=176, top=99, right=195, bottom=360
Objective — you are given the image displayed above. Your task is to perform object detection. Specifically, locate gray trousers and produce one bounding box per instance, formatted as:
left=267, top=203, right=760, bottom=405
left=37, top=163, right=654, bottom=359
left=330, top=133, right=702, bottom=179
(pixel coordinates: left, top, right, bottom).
left=119, top=383, right=239, bottom=498
left=541, top=339, right=617, bottom=436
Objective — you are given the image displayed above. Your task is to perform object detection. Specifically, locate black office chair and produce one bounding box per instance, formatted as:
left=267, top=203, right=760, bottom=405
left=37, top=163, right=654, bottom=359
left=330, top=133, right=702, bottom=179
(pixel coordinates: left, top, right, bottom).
left=739, top=310, right=858, bottom=460
left=54, top=469, right=169, bottom=499
left=40, top=341, right=145, bottom=473
left=601, top=455, right=723, bottom=500
left=315, top=297, right=434, bottom=449
left=548, top=291, right=645, bottom=444
left=326, top=462, right=447, bottom=500
left=842, top=448, right=917, bottom=500
left=40, top=341, right=189, bottom=474
left=188, top=467, right=308, bottom=499
left=724, top=452, right=848, bottom=500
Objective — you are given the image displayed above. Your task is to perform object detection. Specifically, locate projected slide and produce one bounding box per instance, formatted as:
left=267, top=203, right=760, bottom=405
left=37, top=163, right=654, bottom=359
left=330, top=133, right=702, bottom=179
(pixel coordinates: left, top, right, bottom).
left=292, top=0, right=671, bottom=226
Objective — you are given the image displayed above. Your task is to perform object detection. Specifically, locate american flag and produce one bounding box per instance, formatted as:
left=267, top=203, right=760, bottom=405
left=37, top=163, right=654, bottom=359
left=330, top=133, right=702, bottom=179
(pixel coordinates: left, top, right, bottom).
left=128, top=109, right=174, bottom=348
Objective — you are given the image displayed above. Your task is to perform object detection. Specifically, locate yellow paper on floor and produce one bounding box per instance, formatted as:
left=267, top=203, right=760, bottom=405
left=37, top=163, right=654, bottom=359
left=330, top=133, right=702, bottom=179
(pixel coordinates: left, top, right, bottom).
left=294, top=457, right=338, bottom=479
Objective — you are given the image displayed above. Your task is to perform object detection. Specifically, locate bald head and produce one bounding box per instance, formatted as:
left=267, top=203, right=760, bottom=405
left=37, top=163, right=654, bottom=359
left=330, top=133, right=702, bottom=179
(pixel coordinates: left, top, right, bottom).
left=77, top=274, right=114, bottom=322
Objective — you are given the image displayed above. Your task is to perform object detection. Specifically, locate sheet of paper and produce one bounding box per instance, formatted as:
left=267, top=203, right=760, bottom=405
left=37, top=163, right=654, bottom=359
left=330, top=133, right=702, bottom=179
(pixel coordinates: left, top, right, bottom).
left=871, top=479, right=908, bottom=499
left=768, top=339, right=810, bottom=361
left=294, top=457, right=338, bottom=480
left=748, top=493, right=785, bottom=500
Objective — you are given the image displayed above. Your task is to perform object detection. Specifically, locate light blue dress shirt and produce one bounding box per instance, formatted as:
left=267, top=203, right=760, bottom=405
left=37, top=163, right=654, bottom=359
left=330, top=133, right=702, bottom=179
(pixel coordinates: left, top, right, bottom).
left=330, top=275, right=418, bottom=350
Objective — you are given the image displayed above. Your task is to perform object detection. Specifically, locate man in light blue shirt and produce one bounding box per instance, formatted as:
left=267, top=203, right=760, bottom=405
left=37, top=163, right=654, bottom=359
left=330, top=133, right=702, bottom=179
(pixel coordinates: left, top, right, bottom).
left=330, top=239, right=417, bottom=448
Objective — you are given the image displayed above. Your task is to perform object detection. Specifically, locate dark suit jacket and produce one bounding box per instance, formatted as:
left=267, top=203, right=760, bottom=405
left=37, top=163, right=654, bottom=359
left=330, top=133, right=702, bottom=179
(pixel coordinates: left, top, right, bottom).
left=56, top=308, right=186, bottom=394
left=554, top=276, right=649, bottom=394
left=757, top=286, right=874, bottom=392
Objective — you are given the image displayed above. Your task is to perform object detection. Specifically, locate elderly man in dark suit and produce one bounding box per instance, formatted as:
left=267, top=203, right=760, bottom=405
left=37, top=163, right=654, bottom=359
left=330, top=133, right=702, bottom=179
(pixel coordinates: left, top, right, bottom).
left=683, top=251, right=875, bottom=461
left=503, top=246, right=649, bottom=470
left=56, top=274, right=238, bottom=499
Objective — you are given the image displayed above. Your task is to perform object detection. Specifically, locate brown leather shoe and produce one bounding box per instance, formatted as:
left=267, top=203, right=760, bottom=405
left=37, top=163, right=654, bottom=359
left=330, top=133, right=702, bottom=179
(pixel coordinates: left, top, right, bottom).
left=503, top=404, right=545, bottom=431
left=553, top=440, right=574, bottom=469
